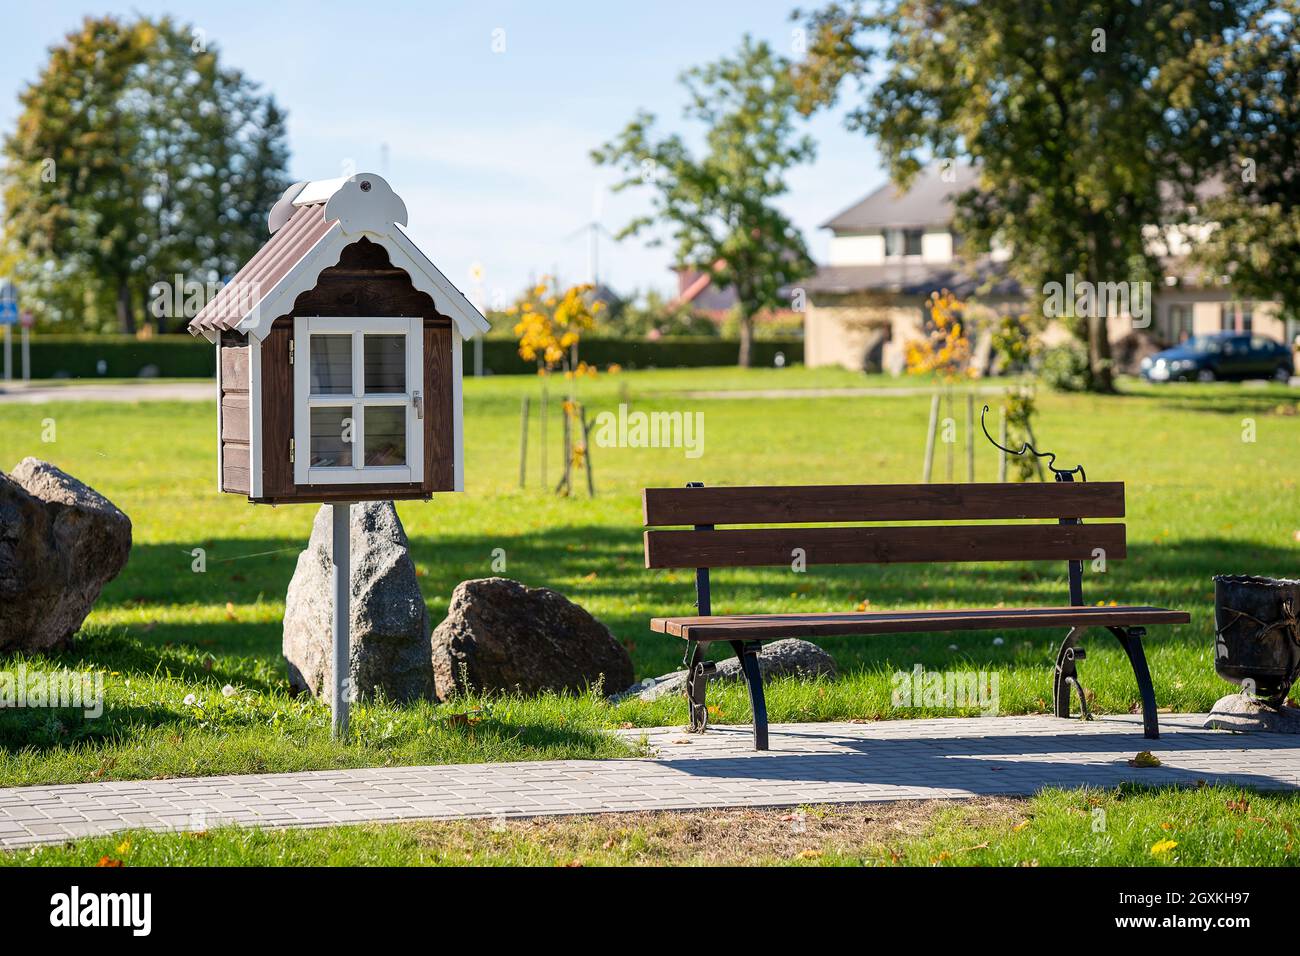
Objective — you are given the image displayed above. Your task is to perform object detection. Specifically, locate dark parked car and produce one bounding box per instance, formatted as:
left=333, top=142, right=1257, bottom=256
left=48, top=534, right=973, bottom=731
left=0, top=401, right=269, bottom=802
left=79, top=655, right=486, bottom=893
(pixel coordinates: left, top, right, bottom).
left=1140, top=332, right=1294, bottom=383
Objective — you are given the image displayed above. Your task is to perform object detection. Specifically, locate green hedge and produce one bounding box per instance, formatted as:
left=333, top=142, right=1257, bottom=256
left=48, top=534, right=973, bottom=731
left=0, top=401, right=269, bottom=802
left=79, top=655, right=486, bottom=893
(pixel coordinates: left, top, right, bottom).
left=21, top=335, right=804, bottom=379
left=26, top=335, right=216, bottom=379
left=464, top=336, right=803, bottom=374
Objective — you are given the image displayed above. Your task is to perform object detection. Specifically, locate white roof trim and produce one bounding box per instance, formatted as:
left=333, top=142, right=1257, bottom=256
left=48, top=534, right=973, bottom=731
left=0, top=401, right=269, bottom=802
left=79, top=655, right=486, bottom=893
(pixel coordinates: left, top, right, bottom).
left=293, top=177, right=351, bottom=206
left=390, top=224, right=490, bottom=336
left=238, top=226, right=489, bottom=341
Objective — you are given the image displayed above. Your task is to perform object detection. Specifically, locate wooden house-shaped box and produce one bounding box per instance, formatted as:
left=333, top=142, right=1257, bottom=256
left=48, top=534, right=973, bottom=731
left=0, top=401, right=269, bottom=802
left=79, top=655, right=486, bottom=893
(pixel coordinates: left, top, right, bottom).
left=189, top=174, right=489, bottom=504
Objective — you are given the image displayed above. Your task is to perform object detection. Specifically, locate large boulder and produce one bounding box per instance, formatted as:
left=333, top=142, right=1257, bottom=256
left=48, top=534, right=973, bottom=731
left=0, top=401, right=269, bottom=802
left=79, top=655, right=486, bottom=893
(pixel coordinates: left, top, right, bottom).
left=0, top=458, right=132, bottom=653
left=283, top=502, right=433, bottom=704
left=1204, top=693, right=1300, bottom=733
left=431, top=577, right=633, bottom=700
left=612, top=638, right=837, bottom=703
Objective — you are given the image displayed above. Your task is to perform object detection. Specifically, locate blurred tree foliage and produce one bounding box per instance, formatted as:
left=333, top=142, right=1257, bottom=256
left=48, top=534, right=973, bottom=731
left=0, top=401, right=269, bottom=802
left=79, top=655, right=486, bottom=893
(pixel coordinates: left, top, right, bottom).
left=592, top=35, right=815, bottom=367
left=1191, top=0, right=1300, bottom=329
left=602, top=290, right=717, bottom=339
left=1, top=15, right=289, bottom=333
left=792, top=0, right=1260, bottom=391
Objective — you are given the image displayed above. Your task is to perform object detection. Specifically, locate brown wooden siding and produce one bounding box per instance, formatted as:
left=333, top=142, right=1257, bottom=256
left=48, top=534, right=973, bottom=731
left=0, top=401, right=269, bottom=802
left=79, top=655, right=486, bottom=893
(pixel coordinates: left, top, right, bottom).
left=425, top=324, right=454, bottom=491
left=251, top=237, right=455, bottom=504
left=218, top=337, right=250, bottom=496
left=260, top=321, right=294, bottom=500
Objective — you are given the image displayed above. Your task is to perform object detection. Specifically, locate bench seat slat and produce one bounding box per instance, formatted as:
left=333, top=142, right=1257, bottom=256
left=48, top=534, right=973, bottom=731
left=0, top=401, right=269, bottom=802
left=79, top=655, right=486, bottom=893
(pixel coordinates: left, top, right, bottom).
left=651, top=605, right=1190, bottom=640
left=643, top=481, right=1125, bottom=526
left=643, top=523, right=1125, bottom=569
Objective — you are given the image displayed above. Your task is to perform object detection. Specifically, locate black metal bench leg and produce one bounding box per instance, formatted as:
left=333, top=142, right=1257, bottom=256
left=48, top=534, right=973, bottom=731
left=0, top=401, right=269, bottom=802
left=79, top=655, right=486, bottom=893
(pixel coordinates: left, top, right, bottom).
left=1052, top=627, right=1090, bottom=721
left=684, top=641, right=713, bottom=734
left=1110, top=626, right=1159, bottom=740
left=732, top=640, right=769, bottom=751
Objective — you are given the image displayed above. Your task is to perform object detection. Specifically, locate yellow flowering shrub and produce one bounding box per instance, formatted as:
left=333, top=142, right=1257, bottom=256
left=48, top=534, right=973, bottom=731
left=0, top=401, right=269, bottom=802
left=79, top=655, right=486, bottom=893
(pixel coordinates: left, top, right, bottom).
left=511, top=277, right=604, bottom=375
left=905, top=289, right=975, bottom=379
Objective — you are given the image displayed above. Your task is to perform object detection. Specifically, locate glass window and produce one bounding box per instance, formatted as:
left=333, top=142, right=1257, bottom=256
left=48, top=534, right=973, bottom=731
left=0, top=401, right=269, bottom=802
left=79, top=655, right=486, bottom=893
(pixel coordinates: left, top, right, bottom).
left=1167, top=304, right=1193, bottom=342
left=310, top=335, right=352, bottom=394
left=363, top=406, right=406, bottom=466
left=364, top=334, right=406, bottom=393
left=310, top=407, right=352, bottom=467
left=883, top=229, right=899, bottom=258
left=904, top=229, right=923, bottom=256
left=294, top=316, right=424, bottom=486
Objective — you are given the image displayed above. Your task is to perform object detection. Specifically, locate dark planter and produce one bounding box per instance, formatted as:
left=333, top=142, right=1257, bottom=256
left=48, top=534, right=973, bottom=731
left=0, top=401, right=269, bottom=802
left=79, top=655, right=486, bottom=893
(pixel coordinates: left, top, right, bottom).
left=1213, top=575, right=1300, bottom=707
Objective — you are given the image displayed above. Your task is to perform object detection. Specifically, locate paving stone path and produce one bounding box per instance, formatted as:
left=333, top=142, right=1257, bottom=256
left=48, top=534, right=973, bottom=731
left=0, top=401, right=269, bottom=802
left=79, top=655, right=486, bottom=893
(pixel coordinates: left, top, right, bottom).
left=2, top=714, right=1296, bottom=849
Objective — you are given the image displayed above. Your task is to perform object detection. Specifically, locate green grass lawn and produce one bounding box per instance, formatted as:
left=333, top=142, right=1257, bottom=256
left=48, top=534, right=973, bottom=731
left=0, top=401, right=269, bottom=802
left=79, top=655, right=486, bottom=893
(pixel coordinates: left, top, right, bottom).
left=7, top=784, right=1297, bottom=867
left=0, top=368, right=1297, bottom=789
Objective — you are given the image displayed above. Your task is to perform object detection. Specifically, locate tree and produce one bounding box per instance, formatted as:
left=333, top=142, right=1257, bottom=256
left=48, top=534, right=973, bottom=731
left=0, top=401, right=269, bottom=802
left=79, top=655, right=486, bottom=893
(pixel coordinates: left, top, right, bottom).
left=1191, top=0, right=1300, bottom=328
left=592, top=36, right=815, bottom=367
left=793, top=0, right=1254, bottom=390
left=1, top=15, right=290, bottom=333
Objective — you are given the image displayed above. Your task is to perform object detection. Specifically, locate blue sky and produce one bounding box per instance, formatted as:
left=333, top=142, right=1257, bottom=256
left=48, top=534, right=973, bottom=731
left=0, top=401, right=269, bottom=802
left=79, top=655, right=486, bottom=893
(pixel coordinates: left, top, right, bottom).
left=1, top=1, right=886, bottom=304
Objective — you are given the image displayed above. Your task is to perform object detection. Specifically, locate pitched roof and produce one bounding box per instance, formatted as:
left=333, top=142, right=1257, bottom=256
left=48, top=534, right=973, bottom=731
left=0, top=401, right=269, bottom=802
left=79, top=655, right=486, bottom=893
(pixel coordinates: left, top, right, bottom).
left=188, top=174, right=489, bottom=341
left=804, top=257, right=1021, bottom=298
left=821, top=163, right=980, bottom=232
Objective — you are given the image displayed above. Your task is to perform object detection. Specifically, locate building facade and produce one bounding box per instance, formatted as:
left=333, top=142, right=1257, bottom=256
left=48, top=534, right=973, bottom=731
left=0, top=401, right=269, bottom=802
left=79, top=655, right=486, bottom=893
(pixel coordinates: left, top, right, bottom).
left=803, top=164, right=1293, bottom=373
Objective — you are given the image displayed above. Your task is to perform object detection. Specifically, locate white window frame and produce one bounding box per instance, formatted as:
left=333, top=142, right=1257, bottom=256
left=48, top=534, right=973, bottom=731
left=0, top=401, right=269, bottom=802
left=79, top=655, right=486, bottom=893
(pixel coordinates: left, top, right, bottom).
left=293, top=315, right=424, bottom=486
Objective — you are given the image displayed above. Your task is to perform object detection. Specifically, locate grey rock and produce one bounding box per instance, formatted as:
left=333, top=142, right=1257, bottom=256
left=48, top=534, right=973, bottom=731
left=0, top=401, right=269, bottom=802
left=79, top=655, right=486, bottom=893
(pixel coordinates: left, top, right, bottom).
left=282, top=502, right=433, bottom=704
left=431, top=577, right=633, bottom=700
left=612, top=638, right=837, bottom=703
left=0, top=458, right=132, bottom=653
left=1204, top=693, right=1300, bottom=733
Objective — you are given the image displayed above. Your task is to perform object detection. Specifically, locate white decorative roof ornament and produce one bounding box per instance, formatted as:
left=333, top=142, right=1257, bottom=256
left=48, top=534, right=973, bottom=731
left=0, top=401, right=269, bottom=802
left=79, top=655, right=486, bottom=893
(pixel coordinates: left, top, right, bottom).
left=266, top=181, right=307, bottom=233
left=323, top=174, right=409, bottom=235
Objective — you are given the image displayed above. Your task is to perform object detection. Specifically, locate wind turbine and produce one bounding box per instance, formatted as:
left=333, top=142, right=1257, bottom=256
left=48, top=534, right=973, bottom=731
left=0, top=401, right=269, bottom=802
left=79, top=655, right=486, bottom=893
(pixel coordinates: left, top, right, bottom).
left=564, top=183, right=614, bottom=287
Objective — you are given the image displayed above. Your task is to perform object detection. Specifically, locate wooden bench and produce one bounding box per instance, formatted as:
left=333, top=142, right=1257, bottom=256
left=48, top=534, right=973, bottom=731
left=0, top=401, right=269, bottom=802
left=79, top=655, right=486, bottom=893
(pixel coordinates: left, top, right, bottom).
left=643, top=480, right=1189, bottom=750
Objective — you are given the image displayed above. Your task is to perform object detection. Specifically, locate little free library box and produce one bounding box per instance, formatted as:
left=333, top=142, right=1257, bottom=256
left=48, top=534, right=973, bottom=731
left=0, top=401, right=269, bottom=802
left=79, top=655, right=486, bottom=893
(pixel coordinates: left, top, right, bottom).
left=188, top=173, right=489, bottom=505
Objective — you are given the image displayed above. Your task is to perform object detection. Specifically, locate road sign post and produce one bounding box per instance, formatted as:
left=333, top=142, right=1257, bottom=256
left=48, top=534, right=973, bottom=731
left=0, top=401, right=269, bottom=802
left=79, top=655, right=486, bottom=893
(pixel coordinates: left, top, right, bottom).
left=0, top=282, right=18, bottom=383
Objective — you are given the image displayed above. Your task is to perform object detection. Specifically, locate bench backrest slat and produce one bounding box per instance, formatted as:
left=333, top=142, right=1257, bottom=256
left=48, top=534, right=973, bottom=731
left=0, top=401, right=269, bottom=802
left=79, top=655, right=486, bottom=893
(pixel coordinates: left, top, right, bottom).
left=642, top=481, right=1124, bottom=527
left=643, top=523, right=1125, bottom=569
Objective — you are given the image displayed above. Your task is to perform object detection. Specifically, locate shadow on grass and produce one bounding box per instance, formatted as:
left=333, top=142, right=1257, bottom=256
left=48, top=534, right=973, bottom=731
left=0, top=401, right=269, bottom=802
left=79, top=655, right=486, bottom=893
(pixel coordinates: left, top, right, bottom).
left=1118, top=385, right=1300, bottom=417
left=77, top=529, right=1291, bottom=679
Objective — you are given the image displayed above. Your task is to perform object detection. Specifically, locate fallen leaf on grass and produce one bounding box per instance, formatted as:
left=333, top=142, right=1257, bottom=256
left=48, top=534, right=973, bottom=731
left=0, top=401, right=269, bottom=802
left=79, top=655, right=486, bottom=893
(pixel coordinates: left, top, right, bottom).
left=1013, top=819, right=1032, bottom=832
left=443, top=710, right=483, bottom=728
left=96, top=857, right=123, bottom=868
left=1226, top=798, right=1250, bottom=813
left=796, top=849, right=823, bottom=860
left=1150, top=839, right=1178, bottom=855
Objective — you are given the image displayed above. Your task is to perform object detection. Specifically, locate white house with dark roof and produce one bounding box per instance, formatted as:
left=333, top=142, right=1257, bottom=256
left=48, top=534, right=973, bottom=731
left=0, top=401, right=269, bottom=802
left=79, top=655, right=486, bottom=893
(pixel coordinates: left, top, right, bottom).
left=804, top=164, right=1293, bottom=373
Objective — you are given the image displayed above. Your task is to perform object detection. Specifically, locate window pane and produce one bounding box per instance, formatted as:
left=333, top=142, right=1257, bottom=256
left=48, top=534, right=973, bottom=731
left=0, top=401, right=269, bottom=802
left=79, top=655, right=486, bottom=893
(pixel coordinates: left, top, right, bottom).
left=310, top=335, right=352, bottom=394
left=364, top=334, right=406, bottom=393
left=364, top=406, right=406, bottom=466
left=904, top=229, right=923, bottom=256
left=310, top=407, right=352, bottom=467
